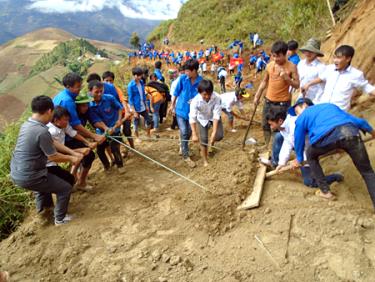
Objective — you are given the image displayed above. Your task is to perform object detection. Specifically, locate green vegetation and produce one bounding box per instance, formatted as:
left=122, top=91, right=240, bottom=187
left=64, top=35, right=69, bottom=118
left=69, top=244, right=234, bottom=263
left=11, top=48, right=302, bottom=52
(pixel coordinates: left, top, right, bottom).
left=151, top=0, right=355, bottom=47
left=0, top=111, right=32, bottom=240
left=30, top=39, right=108, bottom=77
left=147, top=19, right=174, bottom=43
left=130, top=32, right=140, bottom=49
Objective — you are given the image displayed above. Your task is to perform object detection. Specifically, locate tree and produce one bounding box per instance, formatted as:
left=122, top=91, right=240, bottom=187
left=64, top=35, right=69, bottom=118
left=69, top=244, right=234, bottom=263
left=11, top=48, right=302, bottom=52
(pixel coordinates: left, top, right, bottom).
left=130, top=32, right=140, bottom=49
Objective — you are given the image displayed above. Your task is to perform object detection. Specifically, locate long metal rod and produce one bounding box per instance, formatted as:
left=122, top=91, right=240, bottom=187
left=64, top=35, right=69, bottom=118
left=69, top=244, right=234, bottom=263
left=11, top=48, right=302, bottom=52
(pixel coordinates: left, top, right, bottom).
left=107, top=136, right=210, bottom=193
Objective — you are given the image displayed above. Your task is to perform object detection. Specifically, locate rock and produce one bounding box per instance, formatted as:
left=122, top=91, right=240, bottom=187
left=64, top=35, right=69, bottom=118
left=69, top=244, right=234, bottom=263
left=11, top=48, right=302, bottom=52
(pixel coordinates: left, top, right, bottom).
left=249, top=256, right=255, bottom=262
left=162, top=254, right=170, bottom=263
left=170, top=255, right=181, bottom=266
left=328, top=216, right=336, bottom=224
left=152, top=250, right=161, bottom=262
left=158, top=277, right=167, bottom=282
left=264, top=208, right=271, bottom=215
left=151, top=263, right=158, bottom=271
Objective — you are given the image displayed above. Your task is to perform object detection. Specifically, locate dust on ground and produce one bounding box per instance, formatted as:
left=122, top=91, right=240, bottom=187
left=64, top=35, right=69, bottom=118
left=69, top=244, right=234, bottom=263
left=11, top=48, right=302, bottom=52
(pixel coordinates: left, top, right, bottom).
left=1, top=104, right=375, bottom=282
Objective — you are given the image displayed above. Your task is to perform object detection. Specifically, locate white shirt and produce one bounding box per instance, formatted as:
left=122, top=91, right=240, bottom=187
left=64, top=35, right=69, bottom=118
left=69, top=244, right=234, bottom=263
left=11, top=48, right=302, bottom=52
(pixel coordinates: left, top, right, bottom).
left=205, top=50, right=210, bottom=56
left=220, top=92, right=243, bottom=112
left=297, top=58, right=326, bottom=103
left=278, top=115, right=307, bottom=166
left=253, top=33, right=259, bottom=45
left=318, top=65, right=375, bottom=111
left=189, top=92, right=222, bottom=127
left=202, top=62, right=207, bottom=72
left=218, top=69, right=227, bottom=78
left=47, top=123, right=77, bottom=167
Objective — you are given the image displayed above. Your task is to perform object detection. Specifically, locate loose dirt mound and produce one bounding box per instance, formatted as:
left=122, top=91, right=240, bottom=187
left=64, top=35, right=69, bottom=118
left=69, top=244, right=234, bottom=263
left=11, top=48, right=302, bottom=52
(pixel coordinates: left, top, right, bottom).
left=322, top=0, right=375, bottom=83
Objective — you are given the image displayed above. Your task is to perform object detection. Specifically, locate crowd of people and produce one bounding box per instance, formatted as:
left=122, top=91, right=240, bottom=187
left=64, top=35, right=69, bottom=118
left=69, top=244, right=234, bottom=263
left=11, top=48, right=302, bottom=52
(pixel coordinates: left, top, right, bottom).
left=9, top=35, right=375, bottom=228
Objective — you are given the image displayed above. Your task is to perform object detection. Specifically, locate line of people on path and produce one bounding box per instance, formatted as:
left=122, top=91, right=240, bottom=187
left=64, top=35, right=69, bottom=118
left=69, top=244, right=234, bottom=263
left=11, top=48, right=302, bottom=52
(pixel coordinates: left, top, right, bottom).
left=10, top=56, right=251, bottom=226
left=254, top=38, right=375, bottom=208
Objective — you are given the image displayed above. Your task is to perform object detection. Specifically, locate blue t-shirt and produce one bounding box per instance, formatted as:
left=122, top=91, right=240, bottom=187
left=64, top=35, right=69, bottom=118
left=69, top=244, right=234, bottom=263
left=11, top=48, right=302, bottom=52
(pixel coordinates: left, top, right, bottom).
left=89, top=94, right=123, bottom=134
left=294, top=103, right=373, bottom=162
left=53, top=89, right=81, bottom=127
left=154, top=69, right=165, bottom=82
left=173, top=74, right=203, bottom=120
left=288, top=53, right=300, bottom=65
left=104, top=82, right=120, bottom=103
left=127, top=80, right=147, bottom=113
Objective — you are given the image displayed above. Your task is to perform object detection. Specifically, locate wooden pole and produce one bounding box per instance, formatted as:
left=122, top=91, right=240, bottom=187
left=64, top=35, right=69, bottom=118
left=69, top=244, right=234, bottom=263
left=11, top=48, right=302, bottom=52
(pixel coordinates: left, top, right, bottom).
left=326, top=0, right=336, bottom=26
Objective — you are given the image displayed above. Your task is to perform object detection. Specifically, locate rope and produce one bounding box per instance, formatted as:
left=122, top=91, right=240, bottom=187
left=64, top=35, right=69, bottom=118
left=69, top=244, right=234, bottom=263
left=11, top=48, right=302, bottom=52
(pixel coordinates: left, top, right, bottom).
left=110, top=135, right=223, bottom=150
left=107, top=135, right=211, bottom=193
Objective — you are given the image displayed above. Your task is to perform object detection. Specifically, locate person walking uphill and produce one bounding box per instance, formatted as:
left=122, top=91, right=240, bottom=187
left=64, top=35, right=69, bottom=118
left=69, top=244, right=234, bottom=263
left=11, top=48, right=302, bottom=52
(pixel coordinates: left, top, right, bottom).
left=128, top=67, right=152, bottom=142
left=169, top=59, right=203, bottom=168
left=190, top=79, right=224, bottom=167
left=253, top=40, right=300, bottom=145
left=290, top=100, right=375, bottom=207
left=10, top=96, right=82, bottom=225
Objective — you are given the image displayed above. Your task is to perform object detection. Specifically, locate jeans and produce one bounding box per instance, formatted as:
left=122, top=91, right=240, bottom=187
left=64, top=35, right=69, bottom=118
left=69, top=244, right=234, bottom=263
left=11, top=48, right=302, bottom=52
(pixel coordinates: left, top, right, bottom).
left=176, top=115, right=192, bottom=159
left=25, top=173, right=72, bottom=221
left=97, top=135, right=123, bottom=169
left=152, top=101, right=162, bottom=129
left=271, top=132, right=284, bottom=166
left=198, top=120, right=224, bottom=146
left=300, top=166, right=342, bottom=188
left=307, top=136, right=375, bottom=207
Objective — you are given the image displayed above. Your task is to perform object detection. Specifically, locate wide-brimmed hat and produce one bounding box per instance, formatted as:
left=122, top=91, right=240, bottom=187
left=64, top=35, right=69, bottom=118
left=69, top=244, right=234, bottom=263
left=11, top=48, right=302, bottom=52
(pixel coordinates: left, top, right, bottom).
left=75, top=93, right=93, bottom=104
left=300, top=38, right=324, bottom=57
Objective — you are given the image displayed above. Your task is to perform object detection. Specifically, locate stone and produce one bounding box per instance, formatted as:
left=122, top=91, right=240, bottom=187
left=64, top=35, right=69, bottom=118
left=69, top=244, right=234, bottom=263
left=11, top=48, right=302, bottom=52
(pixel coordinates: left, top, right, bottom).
left=162, top=254, right=170, bottom=263
left=152, top=250, right=161, bottom=261
left=158, top=277, right=167, bottom=282
left=169, top=255, right=181, bottom=266
left=264, top=208, right=271, bottom=215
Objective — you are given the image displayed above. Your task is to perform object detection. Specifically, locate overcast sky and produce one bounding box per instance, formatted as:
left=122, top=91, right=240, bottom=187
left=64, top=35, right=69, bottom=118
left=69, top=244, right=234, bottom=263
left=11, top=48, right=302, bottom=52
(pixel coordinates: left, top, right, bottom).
left=27, top=0, right=187, bottom=20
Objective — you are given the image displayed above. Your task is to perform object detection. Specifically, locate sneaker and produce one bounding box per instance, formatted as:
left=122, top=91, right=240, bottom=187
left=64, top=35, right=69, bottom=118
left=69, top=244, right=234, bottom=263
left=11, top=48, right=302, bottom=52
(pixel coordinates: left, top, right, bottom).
left=184, top=157, right=196, bottom=168
left=55, top=214, right=74, bottom=226
left=75, top=184, right=94, bottom=192
left=117, top=166, right=126, bottom=174
left=230, top=128, right=237, bottom=133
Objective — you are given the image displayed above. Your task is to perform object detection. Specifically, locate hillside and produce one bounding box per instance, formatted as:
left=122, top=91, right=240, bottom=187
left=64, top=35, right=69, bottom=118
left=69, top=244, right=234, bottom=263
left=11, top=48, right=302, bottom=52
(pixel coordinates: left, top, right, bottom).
left=0, top=28, right=128, bottom=131
left=0, top=0, right=160, bottom=46
left=149, top=0, right=358, bottom=47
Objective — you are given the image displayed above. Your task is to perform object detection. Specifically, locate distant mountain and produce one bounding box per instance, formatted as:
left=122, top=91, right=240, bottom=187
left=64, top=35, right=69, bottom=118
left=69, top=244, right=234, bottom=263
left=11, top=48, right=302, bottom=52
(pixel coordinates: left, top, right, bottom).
left=0, top=0, right=162, bottom=46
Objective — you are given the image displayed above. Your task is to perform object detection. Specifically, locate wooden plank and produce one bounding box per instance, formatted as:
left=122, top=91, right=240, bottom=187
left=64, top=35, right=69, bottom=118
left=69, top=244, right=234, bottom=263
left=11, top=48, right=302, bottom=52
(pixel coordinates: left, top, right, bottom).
left=237, top=152, right=269, bottom=210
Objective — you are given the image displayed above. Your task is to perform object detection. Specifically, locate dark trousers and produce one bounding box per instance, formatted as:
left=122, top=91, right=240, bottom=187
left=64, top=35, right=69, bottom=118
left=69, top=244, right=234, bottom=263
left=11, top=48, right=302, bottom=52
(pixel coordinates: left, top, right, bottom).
left=97, top=135, right=123, bottom=169
left=47, top=166, right=75, bottom=186
left=262, top=99, right=290, bottom=144
left=220, top=77, right=226, bottom=93
left=306, top=136, right=375, bottom=207
left=25, top=172, right=72, bottom=221
left=122, top=119, right=132, bottom=137
left=159, top=101, right=168, bottom=124
left=65, top=139, right=95, bottom=169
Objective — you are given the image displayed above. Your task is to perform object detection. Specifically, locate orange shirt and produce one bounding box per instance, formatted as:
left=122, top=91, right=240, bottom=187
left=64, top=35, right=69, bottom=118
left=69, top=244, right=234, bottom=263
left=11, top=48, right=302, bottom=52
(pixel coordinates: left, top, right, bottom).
left=265, top=61, right=295, bottom=102
left=114, top=85, right=130, bottom=116
left=145, top=86, right=165, bottom=104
